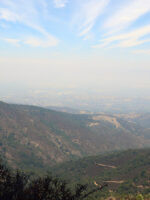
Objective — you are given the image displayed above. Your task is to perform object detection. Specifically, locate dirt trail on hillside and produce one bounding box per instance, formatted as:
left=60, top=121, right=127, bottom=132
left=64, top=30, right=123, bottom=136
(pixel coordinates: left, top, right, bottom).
left=95, top=163, right=117, bottom=169
left=104, top=180, right=124, bottom=184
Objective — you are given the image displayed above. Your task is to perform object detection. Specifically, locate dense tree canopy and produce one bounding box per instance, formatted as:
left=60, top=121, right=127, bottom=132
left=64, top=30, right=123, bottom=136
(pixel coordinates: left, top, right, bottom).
left=0, top=160, right=107, bottom=200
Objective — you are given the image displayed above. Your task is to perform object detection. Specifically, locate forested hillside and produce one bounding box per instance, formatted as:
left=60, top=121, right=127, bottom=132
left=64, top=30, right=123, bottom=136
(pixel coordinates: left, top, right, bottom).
left=0, top=101, right=150, bottom=171
left=51, top=149, right=150, bottom=199
left=1, top=149, right=150, bottom=200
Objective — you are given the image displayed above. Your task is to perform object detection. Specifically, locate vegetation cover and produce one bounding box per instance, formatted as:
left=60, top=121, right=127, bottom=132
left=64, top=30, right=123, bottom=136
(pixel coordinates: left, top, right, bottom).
left=50, top=149, right=150, bottom=199
left=1, top=156, right=150, bottom=200
left=0, top=159, right=110, bottom=200
left=1, top=101, right=150, bottom=172
left=0, top=101, right=150, bottom=199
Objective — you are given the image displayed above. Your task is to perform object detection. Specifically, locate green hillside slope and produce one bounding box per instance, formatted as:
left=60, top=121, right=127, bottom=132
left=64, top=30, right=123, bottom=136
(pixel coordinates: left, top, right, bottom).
left=0, top=101, right=150, bottom=171
left=51, top=149, right=150, bottom=197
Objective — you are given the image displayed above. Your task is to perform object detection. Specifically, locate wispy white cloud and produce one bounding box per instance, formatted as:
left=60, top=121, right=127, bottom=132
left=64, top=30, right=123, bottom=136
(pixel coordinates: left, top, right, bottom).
left=0, top=0, right=59, bottom=47
left=24, top=35, right=59, bottom=47
left=132, top=49, right=150, bottom=55
left=53, top=0, right=68, bottom=8
left=118, top=38, right=150, bottom=48
left=104, top=0, right=150, bottom=32
left=0, top=8, right=19, bottom=22
left=75, top=0, right=110, bottom=38
left=93, top=24, right=150, bottom=48
left=3, top=38, right=20, bottom=46
left=79, top=23, right=94, bottom=37
left=0, top=0, right=150, bottom=51
left=1, top=35, right=58, bottom=48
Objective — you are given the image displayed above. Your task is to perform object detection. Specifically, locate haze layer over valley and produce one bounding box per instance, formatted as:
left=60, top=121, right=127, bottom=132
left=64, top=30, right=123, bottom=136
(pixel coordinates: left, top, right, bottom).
left=1, top=86, right=150, bottom=114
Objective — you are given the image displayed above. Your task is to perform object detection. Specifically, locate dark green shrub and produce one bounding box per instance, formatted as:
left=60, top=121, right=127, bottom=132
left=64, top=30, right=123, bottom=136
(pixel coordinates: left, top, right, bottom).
left=0, top=160, right=106, bottom=200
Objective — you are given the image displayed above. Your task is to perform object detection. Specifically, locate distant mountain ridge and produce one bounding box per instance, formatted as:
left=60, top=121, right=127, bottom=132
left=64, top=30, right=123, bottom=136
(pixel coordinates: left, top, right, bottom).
left=0, top=101, right=150, bottom=171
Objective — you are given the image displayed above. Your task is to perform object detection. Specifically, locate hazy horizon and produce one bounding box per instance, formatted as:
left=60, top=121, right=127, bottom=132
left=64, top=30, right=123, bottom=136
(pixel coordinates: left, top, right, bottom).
left=0, top=0, right=150, bottom=103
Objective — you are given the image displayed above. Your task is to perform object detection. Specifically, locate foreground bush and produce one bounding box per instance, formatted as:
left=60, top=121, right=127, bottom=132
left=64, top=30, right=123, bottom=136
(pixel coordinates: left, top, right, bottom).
left=0, top=161, right=107, bottom=200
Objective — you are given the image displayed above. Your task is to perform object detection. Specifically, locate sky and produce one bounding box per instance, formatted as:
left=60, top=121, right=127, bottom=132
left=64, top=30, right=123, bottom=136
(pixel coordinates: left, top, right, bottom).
left=0, top=0, right=150, bottom=95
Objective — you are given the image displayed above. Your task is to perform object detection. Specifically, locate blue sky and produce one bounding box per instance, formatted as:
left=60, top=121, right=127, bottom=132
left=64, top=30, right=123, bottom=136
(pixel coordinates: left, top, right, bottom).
left=0, top=0, right=150, bottom=94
